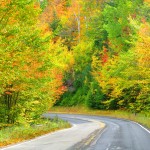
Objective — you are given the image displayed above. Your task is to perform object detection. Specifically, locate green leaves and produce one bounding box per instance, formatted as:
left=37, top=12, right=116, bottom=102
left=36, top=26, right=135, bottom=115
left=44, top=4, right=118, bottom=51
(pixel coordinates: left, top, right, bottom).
left=0, top=0, right=74, bottom=125
left=102, top=0, right=141, bottom=51
left=92, top=23, right=150, bottom=113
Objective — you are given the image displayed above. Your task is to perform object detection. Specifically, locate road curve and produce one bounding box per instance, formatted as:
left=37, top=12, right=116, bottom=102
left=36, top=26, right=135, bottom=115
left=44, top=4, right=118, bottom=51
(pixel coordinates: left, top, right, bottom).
left=1, top=113, right=150, bottom=150
left=0, top=114, right=104, bottom=150
left=54, top=114, right=150, bottom=150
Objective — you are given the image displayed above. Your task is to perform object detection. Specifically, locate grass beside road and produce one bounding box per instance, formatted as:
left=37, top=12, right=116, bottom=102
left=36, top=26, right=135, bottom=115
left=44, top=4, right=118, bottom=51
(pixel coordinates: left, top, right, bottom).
left=50, top=106, right=150, bottom=129
left=0, top=117, right=70, bottom=147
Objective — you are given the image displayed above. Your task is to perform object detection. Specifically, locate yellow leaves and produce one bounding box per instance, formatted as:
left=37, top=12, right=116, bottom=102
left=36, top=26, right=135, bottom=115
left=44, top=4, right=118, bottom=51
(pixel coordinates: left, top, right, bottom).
left=0, top=0, right=77, bottom=124
left=31, top=101, right=40, bottom=104
left=136, top=23, right=150, bottom=68
left=92, top=55, right=100, bottom=70
left=108, top=78, right=117, bottom=85
left=42, top=68, right=67, bottom=101
left=48, top=39, right=74, bottom=72
left=92, top=22, right=150, bottom=109
left=39, top=23, right=52, bottom=37
left=118, top=18, right=122, bottom=24
left=60, top=15, right=68, bottom=26
left=144, top=0, right=150, bottom=5
left=110, top=88, right=122, bottom=98
left=99, top=74, right=122, bottom=98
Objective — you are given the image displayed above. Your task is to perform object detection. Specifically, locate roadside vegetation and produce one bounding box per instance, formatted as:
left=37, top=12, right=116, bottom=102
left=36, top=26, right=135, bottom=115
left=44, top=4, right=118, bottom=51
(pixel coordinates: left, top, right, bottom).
left=0, top=117, right=70, bottom=147
left=50, top=106, right=150, bottom=129
left=0, top=0, right=149, bottom=147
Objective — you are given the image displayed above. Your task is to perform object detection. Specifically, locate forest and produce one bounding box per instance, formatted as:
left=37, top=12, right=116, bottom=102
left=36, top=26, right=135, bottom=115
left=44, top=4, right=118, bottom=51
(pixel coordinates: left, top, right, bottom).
left=0, top=0, right=150, bottom=126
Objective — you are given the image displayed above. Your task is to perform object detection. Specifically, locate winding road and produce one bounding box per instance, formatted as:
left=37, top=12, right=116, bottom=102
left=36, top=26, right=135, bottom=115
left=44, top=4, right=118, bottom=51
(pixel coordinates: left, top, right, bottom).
left=1, top=113, right=150, bottom=150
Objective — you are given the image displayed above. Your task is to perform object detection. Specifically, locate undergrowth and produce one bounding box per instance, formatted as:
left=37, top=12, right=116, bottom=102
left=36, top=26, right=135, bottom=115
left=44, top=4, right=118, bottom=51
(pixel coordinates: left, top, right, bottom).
left=50, top=106, right=150, bottom=129
left=0, top=117, right=70, bottom=147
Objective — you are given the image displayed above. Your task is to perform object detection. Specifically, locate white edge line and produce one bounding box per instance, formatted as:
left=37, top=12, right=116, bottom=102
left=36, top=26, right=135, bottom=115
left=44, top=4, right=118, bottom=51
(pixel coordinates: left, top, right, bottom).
left=132, top=121, right=150, bottom=134
left=0, top=116, right=105, bottom=150
left=0, top=124, right=75, bottom=150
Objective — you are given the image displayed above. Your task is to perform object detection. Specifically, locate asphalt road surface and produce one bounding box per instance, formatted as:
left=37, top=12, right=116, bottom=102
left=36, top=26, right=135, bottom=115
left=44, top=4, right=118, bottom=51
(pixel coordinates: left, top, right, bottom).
left=1, top=113, right=150, bottom=150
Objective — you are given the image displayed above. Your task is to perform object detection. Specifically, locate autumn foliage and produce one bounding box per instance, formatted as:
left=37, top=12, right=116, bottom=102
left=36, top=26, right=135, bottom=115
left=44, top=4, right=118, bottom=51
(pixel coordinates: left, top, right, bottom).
left=0, top=0, right=150, bottom=126
left=0, top=0, right=74, bottom=124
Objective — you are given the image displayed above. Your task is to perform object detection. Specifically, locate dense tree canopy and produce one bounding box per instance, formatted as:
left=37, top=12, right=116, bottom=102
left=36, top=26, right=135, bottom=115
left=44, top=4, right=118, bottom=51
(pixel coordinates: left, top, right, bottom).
left=0, top=0, right=74, bottom=124
left=0, top=0, right=150, bottom=125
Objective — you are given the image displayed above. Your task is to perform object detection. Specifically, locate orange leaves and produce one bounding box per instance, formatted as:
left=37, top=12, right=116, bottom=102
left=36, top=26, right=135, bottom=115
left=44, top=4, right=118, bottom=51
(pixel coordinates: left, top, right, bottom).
left=34, top=2, right=40, bottom=10
left=22, top=58, right=45, bottom=79
left=101, top=47, right=109, bottom=65
left=0, top=0, right=11, bottom=8
left=144, top=0, right=150, bottom=3
left=138, top=22, right=150, bottom=36
left=0, top=0, right=73, bottom=124
left=40, top=0, right=83, bottom=45
left=44, top=68, right=67, bottom=100
left=41, top=0, right=66, bottom=24
left=5, top=91, right=12, bottom=95
left=54, top=0, right=67, bottom=17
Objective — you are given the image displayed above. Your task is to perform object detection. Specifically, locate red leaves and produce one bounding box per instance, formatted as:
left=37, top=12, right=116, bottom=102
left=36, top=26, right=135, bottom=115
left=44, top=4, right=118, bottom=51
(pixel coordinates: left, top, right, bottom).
left=48, top=69, right=67, bottom=100
left=101, top=47, right=108, bottom=65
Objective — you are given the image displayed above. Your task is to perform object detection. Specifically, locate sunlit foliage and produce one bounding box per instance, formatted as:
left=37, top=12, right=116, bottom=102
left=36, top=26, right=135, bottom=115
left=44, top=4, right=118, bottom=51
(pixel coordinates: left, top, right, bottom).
left=0, top=0, right=74, bottom=125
